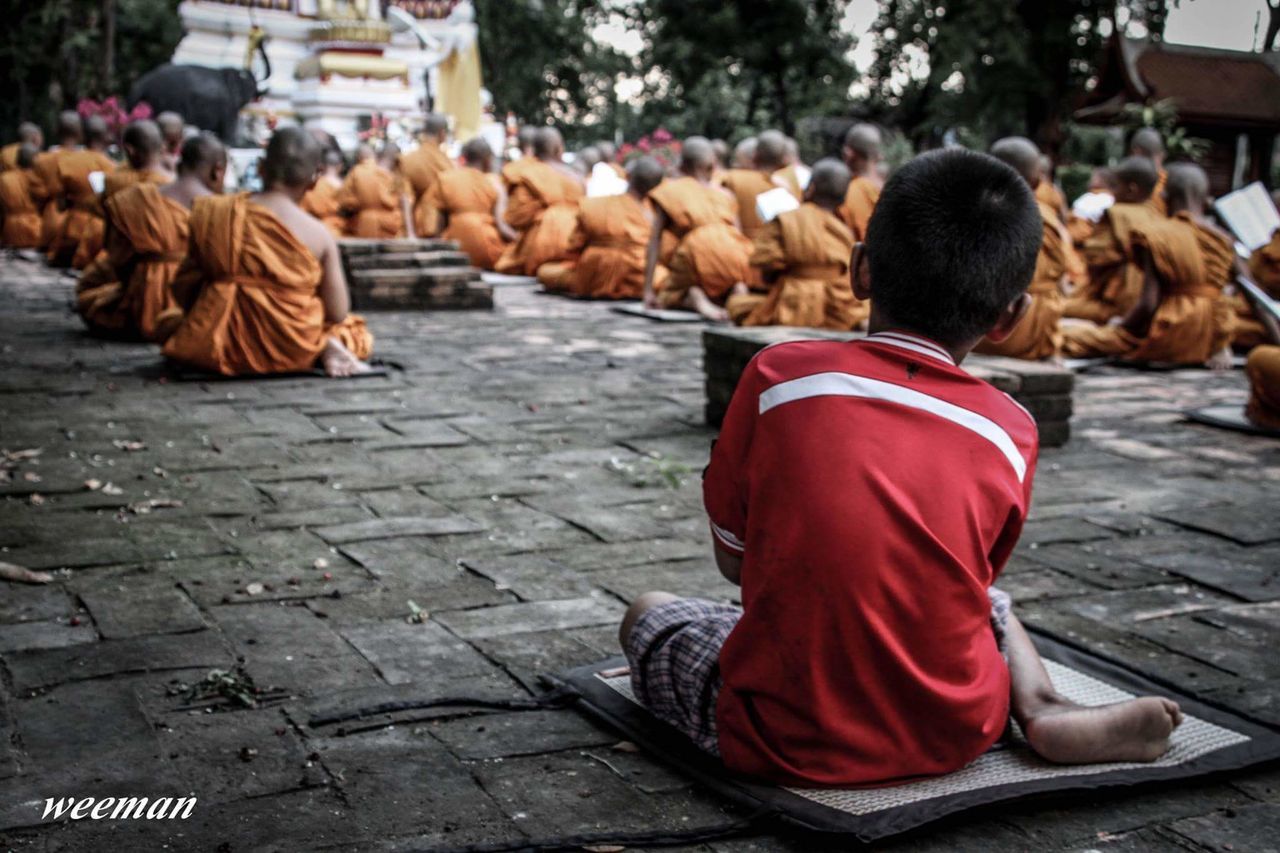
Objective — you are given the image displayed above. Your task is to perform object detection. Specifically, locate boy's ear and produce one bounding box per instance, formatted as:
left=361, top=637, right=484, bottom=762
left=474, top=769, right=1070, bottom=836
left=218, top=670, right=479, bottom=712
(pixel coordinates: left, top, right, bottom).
left=984, top=292, right=1032, bottom=343
left=850, top=243, right=871, bottom=301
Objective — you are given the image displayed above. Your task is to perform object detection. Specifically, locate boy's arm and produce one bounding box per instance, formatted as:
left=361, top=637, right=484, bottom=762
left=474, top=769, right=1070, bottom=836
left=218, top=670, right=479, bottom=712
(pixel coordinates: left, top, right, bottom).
left=714, top=546, right=742, bottom=585
left=703, top=358, right=761, bottom=586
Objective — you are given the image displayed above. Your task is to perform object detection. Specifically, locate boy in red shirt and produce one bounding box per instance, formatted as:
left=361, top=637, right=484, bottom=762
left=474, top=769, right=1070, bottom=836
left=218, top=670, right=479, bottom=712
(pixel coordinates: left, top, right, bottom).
left=619, top=148, right=1183, bottom=787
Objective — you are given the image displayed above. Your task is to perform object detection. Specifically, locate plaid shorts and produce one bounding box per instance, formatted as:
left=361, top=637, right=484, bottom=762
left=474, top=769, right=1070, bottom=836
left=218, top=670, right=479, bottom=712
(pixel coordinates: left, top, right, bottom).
left=623, top=589, right=1014, bottom=757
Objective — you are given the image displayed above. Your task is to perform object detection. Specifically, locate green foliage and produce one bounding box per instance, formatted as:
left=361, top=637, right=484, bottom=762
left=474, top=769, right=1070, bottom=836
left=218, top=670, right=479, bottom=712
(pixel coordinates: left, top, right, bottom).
left=1117, top=98, right=1210, bottom=162
left=1057, top=163, right=1094, bottom=207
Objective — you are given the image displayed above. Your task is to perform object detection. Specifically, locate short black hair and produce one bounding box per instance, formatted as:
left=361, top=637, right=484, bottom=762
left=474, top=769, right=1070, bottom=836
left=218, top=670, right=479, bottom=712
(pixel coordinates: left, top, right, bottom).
left=865, top=148, right=1040, bottom=346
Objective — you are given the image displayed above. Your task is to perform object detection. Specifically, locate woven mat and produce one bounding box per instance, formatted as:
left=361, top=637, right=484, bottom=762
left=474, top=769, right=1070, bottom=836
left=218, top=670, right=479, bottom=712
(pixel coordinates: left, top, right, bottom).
left=1185, top=405, right=1280, bottom=438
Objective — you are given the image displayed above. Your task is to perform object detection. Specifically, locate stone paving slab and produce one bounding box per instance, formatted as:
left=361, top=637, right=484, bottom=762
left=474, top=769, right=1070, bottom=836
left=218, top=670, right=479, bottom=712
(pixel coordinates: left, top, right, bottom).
left=1, top=261, right=1279, bottom=849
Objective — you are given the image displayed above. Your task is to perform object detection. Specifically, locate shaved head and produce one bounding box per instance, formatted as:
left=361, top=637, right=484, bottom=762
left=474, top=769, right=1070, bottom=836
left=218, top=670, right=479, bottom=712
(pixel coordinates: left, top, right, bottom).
left=16, top=143, right=37, bottom=170
left=1113, top=155, right=1159, bottom=202
left=1130, top=127, right=1165, bottom=159
left=122, top=119, right=164, bottom=168
left=843, top=123, right=882, bottom=160
left=597, top=140, right=616, bottom=162
left=83, top=115, right=111, bottom=147
left=732, top=137, right=756, bottom=169
left=354, top=144, right=374, bottom=163
left=577, top=145, right=601, bottom=170
left=680, top=136, right=716, bottom=175
left=156, top=111, right=184, bottom=142
left=322, top=148, right=344, bottom=170
left=1164, top=162, right=1209, bottom=213
left=755, top=130, right=787, bottom=170
left=533, top=127, right=563, bottom=160
left=461, top=136, right=493, bottom=167
left=178, top=132, right=226, bottom=174
left=17, top=122, right=42, bottom=147
left=517, top=126, right=537, bottom=152
left=423, top=112, right=449, bottom=137
left=989, top=136, right=1041, bottom=186
left=808, top=157, right=851, bottom=206
left=627, top=155, right=665, bottom=196
left=711, top=138, right=728, bottom=168
left=378, top=142, right=400, bottom=167
left=57, top=110, right=82, bottom=143
left=262, top=126, right=322, bottom=189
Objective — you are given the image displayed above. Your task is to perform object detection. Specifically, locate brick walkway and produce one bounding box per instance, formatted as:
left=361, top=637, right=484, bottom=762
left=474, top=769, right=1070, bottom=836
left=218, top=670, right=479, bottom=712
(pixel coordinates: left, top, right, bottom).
left=0, top=255, right=1277, bottom=851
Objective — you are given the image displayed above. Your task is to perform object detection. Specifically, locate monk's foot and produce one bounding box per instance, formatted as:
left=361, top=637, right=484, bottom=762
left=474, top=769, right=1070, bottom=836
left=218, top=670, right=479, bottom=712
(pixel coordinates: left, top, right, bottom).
left=321, top=337, right=372, bottom=379
left=1022, top=695, right=1182, bottom=765
left=687, top=290, right=730, bottom=324
left=1205, top=347, right=1234, bottom=372
left=730, top=281, right=750, bottom=297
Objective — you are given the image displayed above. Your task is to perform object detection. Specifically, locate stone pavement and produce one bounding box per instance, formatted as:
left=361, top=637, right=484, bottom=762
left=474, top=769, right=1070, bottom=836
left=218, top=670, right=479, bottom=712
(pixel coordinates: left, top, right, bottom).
left=0, top=254, right=1277, bottom=852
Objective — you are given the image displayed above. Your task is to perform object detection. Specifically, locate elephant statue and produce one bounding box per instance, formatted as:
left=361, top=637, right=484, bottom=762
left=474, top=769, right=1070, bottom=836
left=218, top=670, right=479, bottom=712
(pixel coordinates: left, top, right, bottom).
left=127, top=29, right=271, bottom=143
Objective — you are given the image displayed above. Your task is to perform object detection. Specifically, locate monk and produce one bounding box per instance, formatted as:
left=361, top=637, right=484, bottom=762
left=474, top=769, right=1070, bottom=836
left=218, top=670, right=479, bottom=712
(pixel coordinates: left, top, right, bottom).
left=1068, top=167, right=1116, bottom=245
left=597, top=141, right=626, bottom=180
left=301, top=149, right=346, bottom=238
left=726, top=158, right=861, bottom=329
left=77, top=134, right=226, bottom=341
left=974, top=138, right=1069, bottom=361
left=710, top=139, right=730, bottom=185
left=643, top=137, right=752, bottom=322
left=157, top=112, right=186, bottom=172
left=420, top=138, right=513, bottom=270
left=501, top=126, right=539, bottom=192
left=494, top=127, right=584, bottom=276
left=1131, top=128, right=1167, bottom=217
left=400, top=113, right=454, bottom=237
left=47, top=115, right=116, bottom=268
left=839, top=123, right=884, bottom=242
left=162, top=127, right=372, bottom=377
left=720, top=130, right=785, bottom=239
left=1246, top=345, right=1280, bottom=429
left=340, top=143, right=411, bottom=238
left=574, top=146, right=601, bottom=179
left=1062, top=156, right=1159, bottom=324
left=1034, top=155, right=1069, bottom=223
left=34, top=111, right=84, bottom=251
left=1, top=123, right=43, bottom=172
left=537, top=155, right=664, bottom=299
left=1232, top=198, right=1280, bottom=351
left=771, top=137, right=811, bottom=200
left=1060, top=164, right=1236, bottom=366
left=0, top=145, right=43, bottom=248
left=74, top=119, right=174, bottom=270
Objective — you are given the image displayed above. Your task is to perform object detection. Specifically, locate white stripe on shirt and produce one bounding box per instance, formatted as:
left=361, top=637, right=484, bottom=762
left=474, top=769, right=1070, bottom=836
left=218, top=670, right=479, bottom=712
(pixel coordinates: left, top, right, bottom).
left=709, top=520, right=745, bottom=553
left=757, top=371, right=1027, bottom=482
left=864, top=332, right=956, bottom=365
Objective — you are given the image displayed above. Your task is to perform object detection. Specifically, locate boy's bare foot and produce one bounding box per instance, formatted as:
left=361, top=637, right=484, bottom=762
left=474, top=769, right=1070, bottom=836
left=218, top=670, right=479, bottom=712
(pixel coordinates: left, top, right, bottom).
left=1023, top=696, right=1183, bottom=764
left=321, top=337, right=372, bottom=378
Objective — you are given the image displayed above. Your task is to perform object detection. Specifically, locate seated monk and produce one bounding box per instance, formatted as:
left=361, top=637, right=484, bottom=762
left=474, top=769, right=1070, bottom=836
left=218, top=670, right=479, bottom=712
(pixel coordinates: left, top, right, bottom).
left=537, top=155, right=665, bottom=299
left=300, top=149, right=346, bottom=238
left=400, top=113, right=454, bottom=237
left=500, top=126, right=539, bottom=193
left=340, top=143, right=411, bottom=239
left=1062, top=156, right=1158, bottom=324
left=76, top=119, right=175, bottom=281
left=494, top=127, right=584, bottom=275
left=156, top=112, right=186, bottom=173
left=1240, top=288, right=1280, bottom=428
left=1067, top=167, right=1117, bottom=246
left=35, top=112, right=87, bottom=254
left=1231, top=197, right=1280, bottom=351
left=77, top=133, right=226, bottom=341
left=421, top=138, right=514, bottom=270
left=161, top=127, right=373, bottom=378
left=1060, top=164, right=1235, bottom=366
left=1131, top=128, right=1167, bottom=217
left=597, top=141, right=626, bottom=180
left=1, top=123, right=43, bottom=172
left=839, top=123, right=884, bottom=242
left=573, top=146, right=601, bottom=180
left=974, top=137, right=1069, bottom=361
left=720, top=130, right=786, bottom=239
left=1034, top=155, right=1069, bottom=223
left=0, top=145, right=43, bottom=248
left=771, top=137, right=811, bottom=200
left=47, top=115, right=116, bottom=268
left=643, top=136, right=752, bottom=322
left=710, top=138, right=730, bottom=186
left=726, top=158, right=862, bottom=329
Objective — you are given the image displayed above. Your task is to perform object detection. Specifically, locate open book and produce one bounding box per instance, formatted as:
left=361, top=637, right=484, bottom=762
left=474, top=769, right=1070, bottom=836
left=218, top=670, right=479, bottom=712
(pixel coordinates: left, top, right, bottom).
left=755, top=187, right=800, bottom=224
left=1214, top=182, right=1279, bottom=252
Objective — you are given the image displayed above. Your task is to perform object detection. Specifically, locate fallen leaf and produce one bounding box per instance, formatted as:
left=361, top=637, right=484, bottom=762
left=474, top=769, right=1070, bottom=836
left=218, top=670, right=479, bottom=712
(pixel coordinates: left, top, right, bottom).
left=0, top=562, right=54, bottom=584
left=313, top=558, right=329, bottom=570
left=22, top=471, right=41, bottom=482
left=244, top=582, right=265, bottom=596
left=84, top=478, right=103, bottom=491
left=126, top=498, right=185, bottom=515
left=101, top=483, right=124, bottom=496
left=611, top=741, right=640, bottom=753
left=3, top=448, right=43, bottom=462
left=28, top=493, right=45, bottom=506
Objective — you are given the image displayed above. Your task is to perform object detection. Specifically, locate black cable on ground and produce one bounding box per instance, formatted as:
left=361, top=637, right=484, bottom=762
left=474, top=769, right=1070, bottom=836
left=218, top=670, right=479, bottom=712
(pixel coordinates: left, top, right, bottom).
left=307, top=686, right=577, bottom=728
left=417, top=806, right=779, bottom=853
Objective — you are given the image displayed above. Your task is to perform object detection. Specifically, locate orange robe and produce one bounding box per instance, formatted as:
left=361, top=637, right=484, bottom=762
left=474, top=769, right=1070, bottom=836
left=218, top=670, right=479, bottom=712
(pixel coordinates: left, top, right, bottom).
left=536, top=193, right=651, bottom=299
left=772, top=165, right=804, bottom=200
left=494, top=161, right=583, bottom=276
left=1246, top=345, right=1280, bottom=430
left=400, top=141, right=454, bottom=237
left=719, top=169, right=776, bottom=239
left=33, top=150, right=71, bottom=251
left=727, top=202, right=859, bottom=329
left=1145, top=168, right=1168, bottom=217
left=838, top=175, right=880, bottom=243
left=162, top=193, right=372, bottom=375
left=1234, top=229, right=1280, bottom=351
left=1034, top=180, right=1067, bottom=221
left=0, top=170, right=42, bottom=248
left=1062, top=202, right=1155, bottom=324
left=422, top=168, right=507, bottom=270
left=76, top=183, right=189, bottom=341
left=500, top=157, right=537, bottom=192
left=0, top=143, right=20, bottom=172
left=339, top=162, right=404, bottom=239
left=301, top=178, right=345, bottom=238
left=1061, top=212, right=1235, bottom=363
left=47, top=150, right=115, bottom=267
left=650, top=175, right=752, bottom=308
left=975, top=200, right=1069, bottom=360
left=75, top=167, right=172, bottom=276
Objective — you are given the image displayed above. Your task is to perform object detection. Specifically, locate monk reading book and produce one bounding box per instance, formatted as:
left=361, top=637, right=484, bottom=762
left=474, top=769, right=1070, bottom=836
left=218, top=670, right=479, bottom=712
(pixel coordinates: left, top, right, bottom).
left=400, top=113, right=454, bottom=237
left=1231, top=211, right=1280, bottom=351
left=162, top=127, right=373, bottom=378
left=420, top=138, right=514, bottom=271
left=643, top=137, right=752, bottom=322
left=1242, top=289, right=1280, bottom=428
left=1060, top=164, right=1236, bottom=366
left=839, top=123, right=884, bottom=242
left=494, top=127, right=584, bottom=276
left=538, top=156, right=665, bottom=299
left=340, top=143, right=411, bottom=239
left=726, top=158, right=862, bottom=329
left=300, top=149, right=346, bottom=238
left=1062, top=156, right=1158, bottom=324
left=1131, top=128, right=1167, bottom=218
left=156, top=112, right=186, bottom=172
left=0, top=145, right=43, bottom=248
left=974, top=138, right=1069, bottom=361
left=1, top=123, right=42, bottom=172
left=78, top=134, right=226, bottom=341
left=720, top=130, right=786, bottom=239
left=34, top=112, right=84, bottom=251
left=47, top=115, right=116, bottom=268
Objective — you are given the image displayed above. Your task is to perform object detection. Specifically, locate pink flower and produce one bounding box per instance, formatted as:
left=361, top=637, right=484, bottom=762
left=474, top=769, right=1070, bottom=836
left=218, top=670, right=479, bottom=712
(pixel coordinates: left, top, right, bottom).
left=653, top=128, right=672, bottom=143
left=637, top=137, right=651, bottom=152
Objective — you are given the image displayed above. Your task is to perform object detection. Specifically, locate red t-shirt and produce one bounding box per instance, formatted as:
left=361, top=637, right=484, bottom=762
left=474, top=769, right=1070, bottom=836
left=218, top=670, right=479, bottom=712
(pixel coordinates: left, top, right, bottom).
left=704, top=331, right=1039, bottom=787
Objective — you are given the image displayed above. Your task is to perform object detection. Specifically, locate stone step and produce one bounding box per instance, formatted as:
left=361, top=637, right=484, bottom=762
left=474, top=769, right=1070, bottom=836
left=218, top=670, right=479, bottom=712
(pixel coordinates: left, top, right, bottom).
left=338, top=237, right=459, bottom=256
left=343, top=250, right=471, bottom=271
left=347, top=266, right=480, bottom=288
left=702, top=327, right=1074, bottom=446
left=349, top=271, right=494, bottom=312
